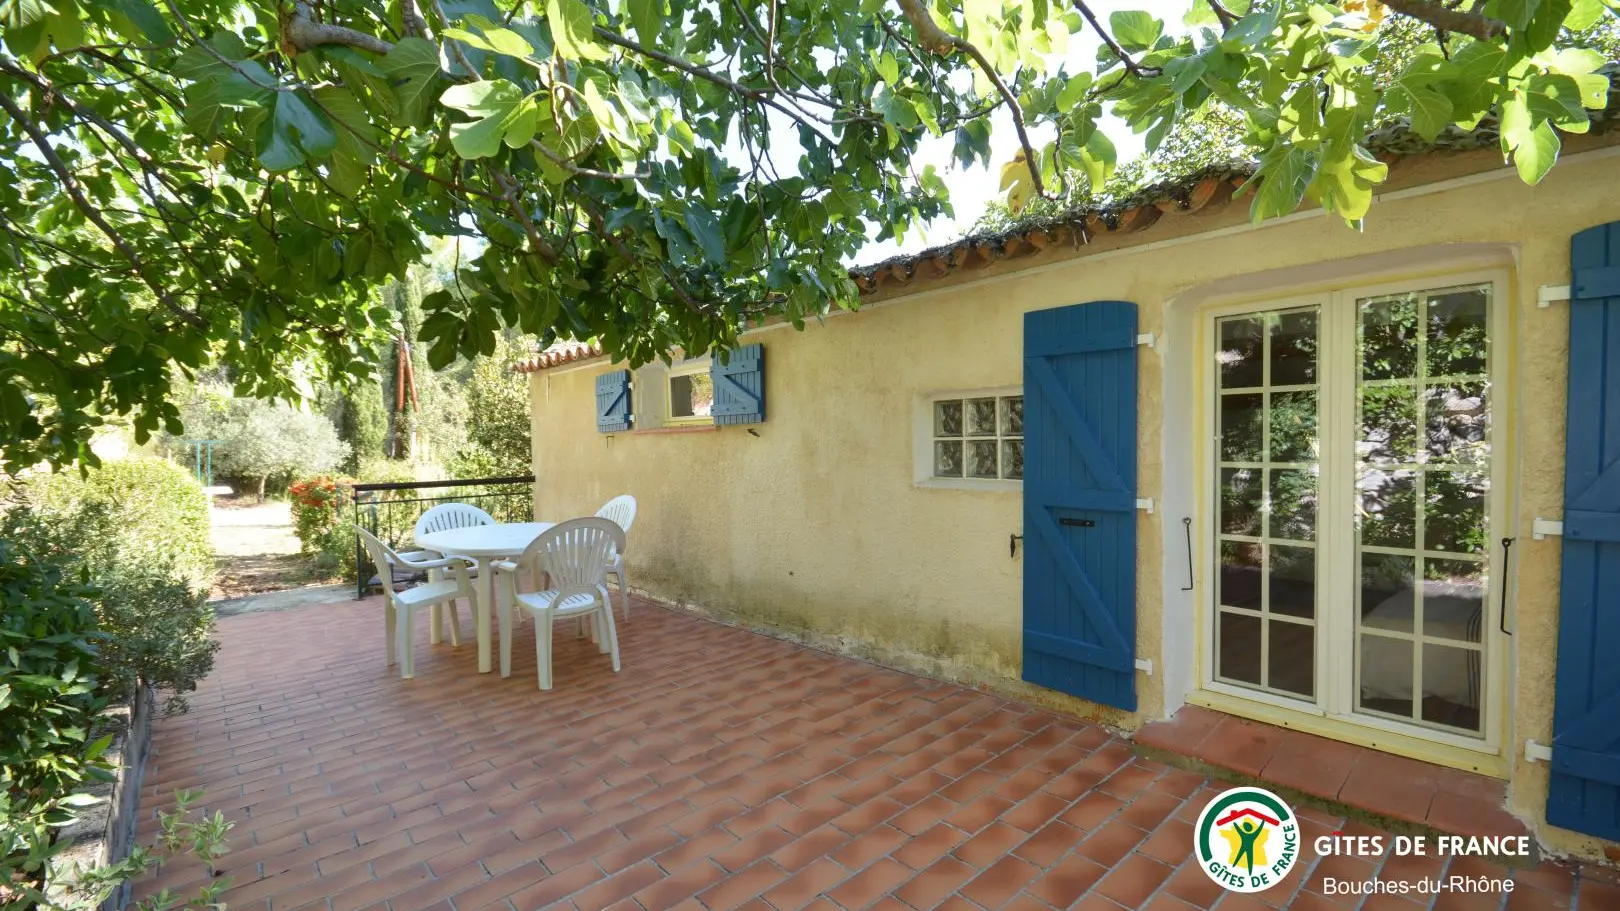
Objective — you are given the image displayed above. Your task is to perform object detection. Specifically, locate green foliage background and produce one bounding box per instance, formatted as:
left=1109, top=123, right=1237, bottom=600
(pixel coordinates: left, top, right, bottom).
left=2, top=458, right=218, bottom=712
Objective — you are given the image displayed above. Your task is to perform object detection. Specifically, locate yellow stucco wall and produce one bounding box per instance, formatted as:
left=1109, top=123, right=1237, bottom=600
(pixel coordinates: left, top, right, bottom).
left=529, top=143, right=1620, bottom=858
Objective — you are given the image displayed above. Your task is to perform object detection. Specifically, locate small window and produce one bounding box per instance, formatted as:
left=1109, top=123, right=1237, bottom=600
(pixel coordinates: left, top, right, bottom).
left=932, top=394, right=1023, bottom=480
left=665, top=361, right=713, bottom=426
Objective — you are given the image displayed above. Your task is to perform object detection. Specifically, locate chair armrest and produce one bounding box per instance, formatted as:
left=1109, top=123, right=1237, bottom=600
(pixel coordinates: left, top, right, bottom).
left=395, top=549, right=439, bottom=564
left=490, top=560, right=520, bottom=573
left=398, top=555, right=473, bottom=571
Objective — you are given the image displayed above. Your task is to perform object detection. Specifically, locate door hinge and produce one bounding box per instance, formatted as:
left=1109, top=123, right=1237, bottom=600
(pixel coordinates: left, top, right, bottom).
left=1135, top=658, right=1154, bottom=675
left=1532, top=518, right=1563, bottom=540
left=1525, top=740, right=1553, bottom=763
left=1136, top=332, right=1156, bottom=348
left=1135, top=498, right=1155, bottom=513
left=1538, top=285, right=1571, bottom=308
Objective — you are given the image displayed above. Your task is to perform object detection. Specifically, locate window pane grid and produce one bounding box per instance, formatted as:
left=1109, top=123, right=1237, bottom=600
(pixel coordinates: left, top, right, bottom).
left=1215, top=307, right=1319, bottom=700
left=1355, top=283, right=1489, bottom=736
left=933, top=395, right=1023, bottom=480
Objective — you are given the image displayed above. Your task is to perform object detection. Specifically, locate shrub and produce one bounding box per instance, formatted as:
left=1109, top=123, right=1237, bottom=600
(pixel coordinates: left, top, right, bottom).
left=4, top=458, right=218, bottom=712
left=289, top=475, right=355, bottom=578
left=0, top=538, right=111, bottom=907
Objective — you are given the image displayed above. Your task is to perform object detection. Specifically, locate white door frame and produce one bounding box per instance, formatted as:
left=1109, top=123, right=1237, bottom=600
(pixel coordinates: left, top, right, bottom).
left=1193, top=266, right=1512, bottom=755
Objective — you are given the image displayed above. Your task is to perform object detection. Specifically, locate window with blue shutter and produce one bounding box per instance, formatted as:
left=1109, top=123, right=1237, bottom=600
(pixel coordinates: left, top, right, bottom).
left=1547, top=219, right=1620, bottom=841
left=710, top=343, right=765, bottom=426
left=596, top=369, right=632, bottom=432
left=1022, top=300, right=1139, bottom=711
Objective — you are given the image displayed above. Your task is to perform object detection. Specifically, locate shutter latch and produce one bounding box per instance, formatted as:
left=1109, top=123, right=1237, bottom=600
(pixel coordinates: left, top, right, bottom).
left=1136, top=498, right=1155, bottom=513
left=1538, top=285, right=1571, bottom=308
left=1136, top=332, right=1156, bottom=348
left=1532, top=518, right=1563, bottom=540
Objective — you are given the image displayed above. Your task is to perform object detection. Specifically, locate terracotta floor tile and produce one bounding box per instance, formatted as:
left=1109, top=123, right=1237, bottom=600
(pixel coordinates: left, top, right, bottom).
left=951, top=822, right=1027, bottom=869
left=830, top=825, right=909, bottom=872
left=1336, top=752, right=1445, bottom=827
left=825, top=857, right=912, bottom=911
left=1011, top=819, right=1084, bottom=869
left=634, top=860, right=729, bottom=911
left=1426, top=792, right=1527, bottom=839
left=1097, top=851, right=1172, bottom=904
left=891, top=823, right=970, bottom=871
left=1161, top=864, right=1224, bottom=909
left=1134, top=707, right=1227, bottom=754
left=1075, top=820, right=1147, bottom=868
left=126, top=596, right=1620, bottom=911
left=890, top=856, right=975, bottom=909
left=1026, top=854, right=1110, bottom=908
left=1258, top=736, right=1361, bottom=802
left=1190, top=717, right=1286, bottom=778
left=958, top=854, right=1042, bottom=909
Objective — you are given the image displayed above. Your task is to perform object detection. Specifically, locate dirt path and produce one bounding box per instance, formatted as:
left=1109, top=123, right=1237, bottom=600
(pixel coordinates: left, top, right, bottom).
left=208, top=496, right=326, bottom=600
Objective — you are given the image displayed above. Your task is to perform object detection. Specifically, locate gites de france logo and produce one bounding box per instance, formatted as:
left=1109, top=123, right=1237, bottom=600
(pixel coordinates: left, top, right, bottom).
left=1193, top=786, right=1301, bottom=893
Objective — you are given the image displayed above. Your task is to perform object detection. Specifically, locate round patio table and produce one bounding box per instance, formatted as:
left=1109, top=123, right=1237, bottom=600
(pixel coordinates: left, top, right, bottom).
left=417, top=522, right=553, bottom=676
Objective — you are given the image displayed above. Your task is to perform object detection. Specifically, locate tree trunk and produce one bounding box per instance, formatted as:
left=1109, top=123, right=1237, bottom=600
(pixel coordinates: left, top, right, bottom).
left=257, top=475, right=268, bottom=502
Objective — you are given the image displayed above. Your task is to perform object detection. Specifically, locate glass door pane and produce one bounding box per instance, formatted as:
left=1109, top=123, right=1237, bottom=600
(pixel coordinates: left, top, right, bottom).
left=1214, top=307, right=1320, bottom=700
left=1354, top=284, right=1489, bottom=736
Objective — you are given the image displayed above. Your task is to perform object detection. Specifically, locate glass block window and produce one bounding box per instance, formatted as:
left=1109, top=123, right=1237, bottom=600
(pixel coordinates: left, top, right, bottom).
left=933, top=395, right=1023, bottom=480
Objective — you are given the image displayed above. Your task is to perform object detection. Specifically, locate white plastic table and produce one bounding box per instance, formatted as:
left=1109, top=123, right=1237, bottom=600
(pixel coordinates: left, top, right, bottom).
left=416, top=521, right=553, bottom=675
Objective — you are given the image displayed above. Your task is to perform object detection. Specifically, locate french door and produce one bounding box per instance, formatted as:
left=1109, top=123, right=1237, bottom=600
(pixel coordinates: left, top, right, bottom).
left=1207, top=273, right=1503, bottom=747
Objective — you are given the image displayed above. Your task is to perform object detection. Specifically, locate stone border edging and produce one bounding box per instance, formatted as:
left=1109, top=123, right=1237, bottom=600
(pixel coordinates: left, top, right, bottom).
left=43, top=684, right=155, bottom=911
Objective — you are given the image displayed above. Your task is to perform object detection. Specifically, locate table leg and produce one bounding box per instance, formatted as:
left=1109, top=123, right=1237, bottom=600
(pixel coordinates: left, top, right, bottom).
left=477, top=560, right=493, bottom=674
left=498, top=567, right=514, bottom=678
left=427, top=568, right=443, bottom=645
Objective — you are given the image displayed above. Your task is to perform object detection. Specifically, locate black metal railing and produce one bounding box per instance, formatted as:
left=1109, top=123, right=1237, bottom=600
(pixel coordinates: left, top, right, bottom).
left=351, top=475, right=535, bottom=598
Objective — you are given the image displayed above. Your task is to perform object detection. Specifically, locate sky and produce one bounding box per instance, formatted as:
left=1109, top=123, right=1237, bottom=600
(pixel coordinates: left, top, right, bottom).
left=847, top=0, right=1185, bottom=264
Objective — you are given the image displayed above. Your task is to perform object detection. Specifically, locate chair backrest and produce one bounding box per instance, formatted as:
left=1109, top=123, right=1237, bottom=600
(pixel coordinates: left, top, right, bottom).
left=415, top=503, right=497, bottom=539
left=595, top=495, right=637, bottom=534
left=357, top=527, right=403, bottom=595
left=519, top=517, right=625, bottom=593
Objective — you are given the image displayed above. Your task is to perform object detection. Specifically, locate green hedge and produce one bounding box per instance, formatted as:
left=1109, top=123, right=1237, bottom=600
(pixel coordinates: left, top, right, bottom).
left=4, top=458, right=217, bottom=712
left=0, top=538, right=113, bottom=907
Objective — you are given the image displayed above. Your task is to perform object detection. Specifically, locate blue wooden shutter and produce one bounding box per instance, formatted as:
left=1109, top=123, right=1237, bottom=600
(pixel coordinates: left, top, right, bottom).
left=711, top=343, right=765, bottom=425
left=1022, top=300, right=1138, bottom=711
left=1548, top=219, right=1620, bottom=840
left=596, top=369, right=632, bottom=432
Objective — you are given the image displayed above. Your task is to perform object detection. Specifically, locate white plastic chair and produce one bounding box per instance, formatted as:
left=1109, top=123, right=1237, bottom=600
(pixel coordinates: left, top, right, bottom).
left=357, top=527, right=473, bottom=678
left=492, top=517, right=623, bottom=690
left=415, top=503, right=496, bottom=539
left=594, top=495, right=637, bottom=618
left=413, top=503, right=496, bottom=643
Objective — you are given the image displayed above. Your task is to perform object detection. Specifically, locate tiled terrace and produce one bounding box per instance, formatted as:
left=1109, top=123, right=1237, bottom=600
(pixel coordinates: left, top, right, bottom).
left=134, top=596, right=1617, bottom=911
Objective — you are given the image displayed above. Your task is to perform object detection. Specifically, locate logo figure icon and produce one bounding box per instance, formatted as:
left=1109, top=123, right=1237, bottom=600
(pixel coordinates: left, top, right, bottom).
left=1193, top=787, right=1299, bottom=893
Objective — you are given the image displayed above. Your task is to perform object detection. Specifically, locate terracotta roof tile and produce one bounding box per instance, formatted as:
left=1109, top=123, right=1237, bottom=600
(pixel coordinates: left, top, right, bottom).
left=514, top=339, right=605, bottom=373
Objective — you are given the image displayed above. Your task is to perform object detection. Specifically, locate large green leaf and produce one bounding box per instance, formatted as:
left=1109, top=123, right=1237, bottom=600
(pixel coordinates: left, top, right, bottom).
left=1247, top=144, right=1318, bottom=221
left=313, top=87, right=377, bottom=196
left=443, top=80, right=526, bottom=158
left=683, top=202, right=726, bottom=265
left=1500, top=93, right=1560, bottom=183
left=626, top=0, right=660, bottom=43
left=1108, top=10, right=1161, bottom=51
left=378, top=37, right=442, bottom=127
left=256, top=91, right=338, bottom=171
left=545, top=0, right=609, bottom=61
